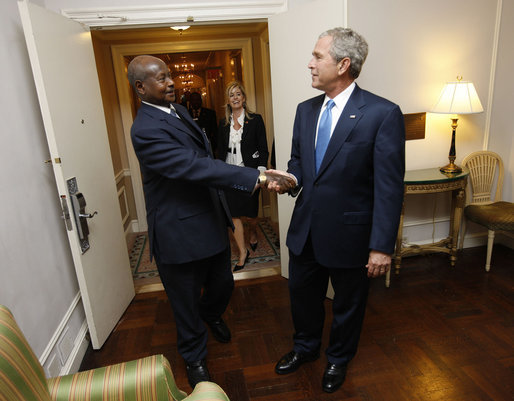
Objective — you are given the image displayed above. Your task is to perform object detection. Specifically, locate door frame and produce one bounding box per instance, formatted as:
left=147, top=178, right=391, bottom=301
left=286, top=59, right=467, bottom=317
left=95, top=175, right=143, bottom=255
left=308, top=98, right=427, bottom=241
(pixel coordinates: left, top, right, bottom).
left=112, top=38, right=257, bottom=231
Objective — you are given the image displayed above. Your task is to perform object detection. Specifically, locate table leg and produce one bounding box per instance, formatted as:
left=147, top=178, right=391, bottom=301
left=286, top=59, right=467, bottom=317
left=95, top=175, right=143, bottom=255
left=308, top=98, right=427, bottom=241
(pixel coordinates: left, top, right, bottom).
left=450, top=186, right=466, bottom=266
left=394, top=199, right=406, bottom=275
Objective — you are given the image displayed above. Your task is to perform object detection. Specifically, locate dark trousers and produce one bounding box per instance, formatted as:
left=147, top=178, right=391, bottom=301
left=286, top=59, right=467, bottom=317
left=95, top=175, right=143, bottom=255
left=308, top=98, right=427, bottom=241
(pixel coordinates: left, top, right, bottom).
left=156, top=246, right=234, bottom=362
left=288, top=236, right=369, bottom=366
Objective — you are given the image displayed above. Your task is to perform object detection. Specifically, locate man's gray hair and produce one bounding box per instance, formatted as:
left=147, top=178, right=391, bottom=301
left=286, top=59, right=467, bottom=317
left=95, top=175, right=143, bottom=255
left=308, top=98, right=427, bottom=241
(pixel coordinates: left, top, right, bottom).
left=319, top=28, right=368, bottom=79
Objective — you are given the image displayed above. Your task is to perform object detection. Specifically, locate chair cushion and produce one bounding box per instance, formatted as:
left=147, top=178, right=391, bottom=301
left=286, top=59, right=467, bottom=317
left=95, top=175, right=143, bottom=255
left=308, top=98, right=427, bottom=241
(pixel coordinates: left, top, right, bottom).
left=0, top=305, right=52, bottom=401
left=465, top=201, right=514, bottom=231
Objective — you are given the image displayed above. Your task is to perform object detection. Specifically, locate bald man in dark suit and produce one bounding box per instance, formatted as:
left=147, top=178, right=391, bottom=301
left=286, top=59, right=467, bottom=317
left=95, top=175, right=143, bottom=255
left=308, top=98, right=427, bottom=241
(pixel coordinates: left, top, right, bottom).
left=127, top=55, right=292, bottom=388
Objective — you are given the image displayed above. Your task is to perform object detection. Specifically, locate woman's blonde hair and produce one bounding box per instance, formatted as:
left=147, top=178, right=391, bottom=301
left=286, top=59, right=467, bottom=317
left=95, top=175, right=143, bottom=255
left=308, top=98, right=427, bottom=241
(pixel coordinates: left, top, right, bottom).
left=223, top=81, right=253, bottom=125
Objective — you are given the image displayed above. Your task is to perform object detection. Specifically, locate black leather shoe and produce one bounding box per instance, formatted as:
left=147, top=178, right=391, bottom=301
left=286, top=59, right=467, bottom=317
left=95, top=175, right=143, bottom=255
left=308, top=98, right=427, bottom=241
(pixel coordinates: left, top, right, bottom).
left=186, top=359, right=210, bottom=388
left=205, top=318, right=231, bottom=343
left=275, top=350, right=319, bottom=375
left=233, top=249, right=250, bottom=272
left=322, top=363, right=347, bottom=393
left=250, top=241, right=258, bottom=251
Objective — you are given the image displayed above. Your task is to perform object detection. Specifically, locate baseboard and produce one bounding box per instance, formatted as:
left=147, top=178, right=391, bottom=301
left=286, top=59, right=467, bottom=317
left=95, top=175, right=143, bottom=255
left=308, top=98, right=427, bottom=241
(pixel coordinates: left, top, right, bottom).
left=61, top=321, right=89, bottom=375
left=41, top=294, right=88, bottom=377
left=40, top=293, right=81, bottom=366
left=131, top=219, right=140, bottom=234
left=460, top=232, right=488, bottom=249
left=124, top=219, right=140, bottom=238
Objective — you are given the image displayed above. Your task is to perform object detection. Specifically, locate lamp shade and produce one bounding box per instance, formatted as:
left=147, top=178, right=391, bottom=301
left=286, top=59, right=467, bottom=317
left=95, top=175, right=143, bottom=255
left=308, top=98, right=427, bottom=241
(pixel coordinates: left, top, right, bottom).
left=431, top=79, right=484, bottom=114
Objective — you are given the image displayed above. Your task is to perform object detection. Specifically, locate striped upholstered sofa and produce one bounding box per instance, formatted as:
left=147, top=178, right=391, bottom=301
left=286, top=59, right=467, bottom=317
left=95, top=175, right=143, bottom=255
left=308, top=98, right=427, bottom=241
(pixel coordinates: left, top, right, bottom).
left=0, top=305, right=230, bottom=401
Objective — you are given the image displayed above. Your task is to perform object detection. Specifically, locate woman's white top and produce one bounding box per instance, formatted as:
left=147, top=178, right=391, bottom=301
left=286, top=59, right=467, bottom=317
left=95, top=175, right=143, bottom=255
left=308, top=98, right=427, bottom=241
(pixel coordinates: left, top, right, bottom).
left=226, top=112, right=246, bottom=166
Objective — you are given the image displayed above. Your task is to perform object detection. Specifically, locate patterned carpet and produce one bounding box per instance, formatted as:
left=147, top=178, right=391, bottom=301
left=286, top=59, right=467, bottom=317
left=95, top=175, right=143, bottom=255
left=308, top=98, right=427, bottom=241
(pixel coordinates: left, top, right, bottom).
left=129, top=218, right=281, bottom=280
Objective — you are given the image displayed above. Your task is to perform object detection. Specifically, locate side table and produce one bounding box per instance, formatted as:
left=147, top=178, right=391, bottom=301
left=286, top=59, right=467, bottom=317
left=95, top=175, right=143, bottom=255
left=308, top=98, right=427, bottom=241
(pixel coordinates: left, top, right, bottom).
left=386, top=167, right=469, bottom=287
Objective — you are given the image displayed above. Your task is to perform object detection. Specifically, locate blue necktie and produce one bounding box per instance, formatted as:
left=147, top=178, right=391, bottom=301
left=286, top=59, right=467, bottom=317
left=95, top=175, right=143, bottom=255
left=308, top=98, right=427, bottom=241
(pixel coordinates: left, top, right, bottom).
left=315, top=99, right=335, bottom=173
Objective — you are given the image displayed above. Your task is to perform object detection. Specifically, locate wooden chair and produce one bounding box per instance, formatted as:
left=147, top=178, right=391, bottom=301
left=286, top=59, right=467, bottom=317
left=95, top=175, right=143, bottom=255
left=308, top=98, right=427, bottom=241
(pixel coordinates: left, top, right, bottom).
left=459, top=151, right=514, bottom=271
left=0, top=305, right=230, bottom=401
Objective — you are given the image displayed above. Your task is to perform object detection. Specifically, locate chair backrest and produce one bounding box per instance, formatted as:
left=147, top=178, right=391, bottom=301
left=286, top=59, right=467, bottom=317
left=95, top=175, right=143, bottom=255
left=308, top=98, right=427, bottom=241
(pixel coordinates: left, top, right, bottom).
left=461, top=150, right=504, bottom=204
left=0, top=305, right=51, bottom=401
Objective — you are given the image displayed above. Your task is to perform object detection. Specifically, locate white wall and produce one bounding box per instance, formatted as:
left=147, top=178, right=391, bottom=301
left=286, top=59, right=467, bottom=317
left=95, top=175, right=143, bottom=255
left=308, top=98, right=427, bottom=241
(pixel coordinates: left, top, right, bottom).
left=348, top=0, right=511, bottom=247
left=0, top=0, right=84, bottom=376
left=349, top=0, right=497, bottom=169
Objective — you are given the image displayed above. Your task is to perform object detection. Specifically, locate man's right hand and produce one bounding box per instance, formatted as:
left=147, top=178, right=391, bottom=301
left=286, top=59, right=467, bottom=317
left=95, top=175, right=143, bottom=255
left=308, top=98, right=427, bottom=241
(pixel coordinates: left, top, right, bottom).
left=263, top=169, right=296, bottom=194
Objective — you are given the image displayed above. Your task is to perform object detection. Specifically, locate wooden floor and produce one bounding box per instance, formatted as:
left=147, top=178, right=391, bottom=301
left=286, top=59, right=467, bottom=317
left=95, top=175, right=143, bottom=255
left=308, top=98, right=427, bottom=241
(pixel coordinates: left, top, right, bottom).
left=81, top=245, right=514, bottom=400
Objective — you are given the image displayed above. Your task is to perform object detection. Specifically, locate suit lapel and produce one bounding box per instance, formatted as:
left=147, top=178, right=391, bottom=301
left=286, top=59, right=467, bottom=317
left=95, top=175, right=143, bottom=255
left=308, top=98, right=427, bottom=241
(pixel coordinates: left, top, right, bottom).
left=316, top=86, right=365, bottom=177
left=141, top=103, right=212, bottom=155
left=174, top=107, right=212, bottom=154
left=308, top=96, right=324, bottom=176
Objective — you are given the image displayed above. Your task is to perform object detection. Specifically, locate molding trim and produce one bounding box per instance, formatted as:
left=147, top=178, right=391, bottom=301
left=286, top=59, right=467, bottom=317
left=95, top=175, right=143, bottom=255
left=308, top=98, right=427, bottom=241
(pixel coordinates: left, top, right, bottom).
left=114, top=168, right=131, bottom=184
left=39, top=292, right=81, bottom=365
left=111, top=37, right=256, bottom=234
left=61, top=0, right=287, bottom=27
left=483, top=0, right=502, bottom=150
left=124, top=219, right=139, bottom=237
left=61, top=321, right=89, bottom=375
left=117, top=185, right=130, bottom=226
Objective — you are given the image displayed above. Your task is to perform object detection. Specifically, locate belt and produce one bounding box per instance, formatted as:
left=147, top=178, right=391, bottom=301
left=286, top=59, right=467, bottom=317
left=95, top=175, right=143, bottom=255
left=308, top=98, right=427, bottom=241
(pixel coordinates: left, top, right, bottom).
left=227, top=147, right=236, bottom=154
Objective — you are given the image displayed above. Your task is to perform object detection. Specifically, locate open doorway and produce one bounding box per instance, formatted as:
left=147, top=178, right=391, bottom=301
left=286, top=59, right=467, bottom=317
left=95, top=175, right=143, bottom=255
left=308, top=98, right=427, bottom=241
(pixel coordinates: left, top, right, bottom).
left=90, top=22, right=280, bottom=289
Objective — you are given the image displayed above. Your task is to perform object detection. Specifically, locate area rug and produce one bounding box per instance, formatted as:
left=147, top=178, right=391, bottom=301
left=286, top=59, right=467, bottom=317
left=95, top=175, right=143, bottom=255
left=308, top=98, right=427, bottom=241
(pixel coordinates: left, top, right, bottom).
left=129, top=218, right=281, bottom=280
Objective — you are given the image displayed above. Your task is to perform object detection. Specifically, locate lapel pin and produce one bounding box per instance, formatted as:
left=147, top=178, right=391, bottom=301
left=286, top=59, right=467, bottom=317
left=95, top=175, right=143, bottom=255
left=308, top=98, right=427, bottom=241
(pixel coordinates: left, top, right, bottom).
left=350, top=115, right=356, bottom=119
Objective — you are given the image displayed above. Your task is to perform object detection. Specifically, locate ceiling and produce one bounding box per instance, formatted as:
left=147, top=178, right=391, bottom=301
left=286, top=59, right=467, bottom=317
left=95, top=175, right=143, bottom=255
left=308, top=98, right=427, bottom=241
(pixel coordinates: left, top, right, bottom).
left=94, top=22, right=266, bottom=77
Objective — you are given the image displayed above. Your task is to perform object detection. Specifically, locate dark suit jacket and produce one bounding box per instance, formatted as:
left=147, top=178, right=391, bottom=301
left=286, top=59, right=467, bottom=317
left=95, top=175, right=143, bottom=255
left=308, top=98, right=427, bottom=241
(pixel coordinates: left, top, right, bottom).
left=188, top=106, right=218, bottom=153
left=286, top=85, right=405, bottom=268
left=131, top=102, right=259, bottom=265
left=217, top=113, right=269, bottom=169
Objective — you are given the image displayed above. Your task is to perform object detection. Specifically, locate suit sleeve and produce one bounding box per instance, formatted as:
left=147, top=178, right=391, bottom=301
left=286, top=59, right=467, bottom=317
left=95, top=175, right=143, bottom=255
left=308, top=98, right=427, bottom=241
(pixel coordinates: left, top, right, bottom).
left=287, top=104, right=303, bottom=188
left=369, top=105, right=405, bottom=254
left=132, top=122, right=258, bottom=193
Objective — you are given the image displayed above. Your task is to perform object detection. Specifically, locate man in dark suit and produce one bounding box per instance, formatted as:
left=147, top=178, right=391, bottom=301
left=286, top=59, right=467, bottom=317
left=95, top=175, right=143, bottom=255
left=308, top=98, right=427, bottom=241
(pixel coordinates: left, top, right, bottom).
left=271, top=28, right=405, bottom=393
left=188, top=91, right=218, bottom=155
left=127, top=55, right=292, bottom=388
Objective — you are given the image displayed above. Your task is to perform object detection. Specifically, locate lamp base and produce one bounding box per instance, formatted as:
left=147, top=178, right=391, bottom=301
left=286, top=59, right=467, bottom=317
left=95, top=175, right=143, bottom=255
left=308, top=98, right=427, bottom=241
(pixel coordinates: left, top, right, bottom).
left=440, top=162, right=462, bottom=174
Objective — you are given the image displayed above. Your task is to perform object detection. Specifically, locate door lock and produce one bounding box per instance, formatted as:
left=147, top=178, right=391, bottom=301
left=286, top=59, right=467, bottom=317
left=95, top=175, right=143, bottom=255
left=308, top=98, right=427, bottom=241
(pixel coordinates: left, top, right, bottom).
left=67, top=177, right=96, bottom=254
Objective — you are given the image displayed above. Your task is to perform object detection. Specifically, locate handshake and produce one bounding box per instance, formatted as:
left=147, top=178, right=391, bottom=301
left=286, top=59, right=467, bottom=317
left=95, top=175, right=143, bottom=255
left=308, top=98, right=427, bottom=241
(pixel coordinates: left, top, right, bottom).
left=258, top=169, right=297, bottom=194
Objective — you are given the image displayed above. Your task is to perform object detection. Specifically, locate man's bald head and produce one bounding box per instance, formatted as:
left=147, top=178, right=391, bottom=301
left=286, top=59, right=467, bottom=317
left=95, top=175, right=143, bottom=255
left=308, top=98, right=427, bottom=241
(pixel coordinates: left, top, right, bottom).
left=127, top=55, right=164, bottom=89
left=127, top=55, right=176, bottom=106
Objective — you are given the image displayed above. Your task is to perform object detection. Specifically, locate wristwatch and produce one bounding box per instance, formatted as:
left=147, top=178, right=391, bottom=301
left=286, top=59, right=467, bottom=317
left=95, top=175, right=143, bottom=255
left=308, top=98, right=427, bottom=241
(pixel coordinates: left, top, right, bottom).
left=258, top=173, right=267, bottom=185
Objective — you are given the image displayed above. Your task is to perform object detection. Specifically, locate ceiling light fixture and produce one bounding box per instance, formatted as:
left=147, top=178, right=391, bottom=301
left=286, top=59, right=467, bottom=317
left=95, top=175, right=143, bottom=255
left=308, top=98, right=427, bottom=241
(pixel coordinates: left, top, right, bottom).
left=171, top=25, right=190, bottom=35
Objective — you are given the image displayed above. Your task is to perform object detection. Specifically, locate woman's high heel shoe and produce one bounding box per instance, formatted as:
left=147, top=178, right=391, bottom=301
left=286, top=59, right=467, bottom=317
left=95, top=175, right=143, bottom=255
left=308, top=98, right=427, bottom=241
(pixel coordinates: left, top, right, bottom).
left=250, top=241, right=258, bottom=252
left=233, top=249, right=250, bottom=272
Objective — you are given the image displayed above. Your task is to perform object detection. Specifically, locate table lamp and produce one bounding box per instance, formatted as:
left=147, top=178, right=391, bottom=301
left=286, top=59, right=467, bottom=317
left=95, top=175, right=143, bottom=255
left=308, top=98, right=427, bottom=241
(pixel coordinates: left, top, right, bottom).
left=431, top=76, right=484, bottom=174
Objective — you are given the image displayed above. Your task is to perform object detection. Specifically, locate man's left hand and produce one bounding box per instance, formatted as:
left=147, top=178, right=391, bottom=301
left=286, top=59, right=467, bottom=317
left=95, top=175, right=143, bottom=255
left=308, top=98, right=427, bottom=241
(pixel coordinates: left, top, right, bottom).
left=365, top=250, right=391, bottom=278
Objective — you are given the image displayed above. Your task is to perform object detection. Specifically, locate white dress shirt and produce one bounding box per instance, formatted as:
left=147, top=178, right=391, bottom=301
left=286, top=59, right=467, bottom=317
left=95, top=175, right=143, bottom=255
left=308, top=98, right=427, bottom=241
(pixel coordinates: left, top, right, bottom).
left=315, top=82, right=356, bottom=146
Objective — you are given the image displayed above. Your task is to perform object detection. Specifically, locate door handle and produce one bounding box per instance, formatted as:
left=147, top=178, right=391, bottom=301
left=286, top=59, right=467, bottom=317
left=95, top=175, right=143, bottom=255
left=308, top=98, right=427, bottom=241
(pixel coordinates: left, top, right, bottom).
left=79, top=211, right=98, bottom=219
left=67, top=177, right=91, bottom=254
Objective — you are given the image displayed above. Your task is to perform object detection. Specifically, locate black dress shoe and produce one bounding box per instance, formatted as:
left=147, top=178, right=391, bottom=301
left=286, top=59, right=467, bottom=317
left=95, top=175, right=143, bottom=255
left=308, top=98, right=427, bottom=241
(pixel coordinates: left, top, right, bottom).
left=186, top=359, right=210, bottom=388
left=322, top=362, right=347, bottom=393
left=233, top=249, right=250, bottom=272
left=205, top=317, right=231, bottom=343
left=275, top=350, right=319, bottom=375
left=250, top=241, right=258, bottom=251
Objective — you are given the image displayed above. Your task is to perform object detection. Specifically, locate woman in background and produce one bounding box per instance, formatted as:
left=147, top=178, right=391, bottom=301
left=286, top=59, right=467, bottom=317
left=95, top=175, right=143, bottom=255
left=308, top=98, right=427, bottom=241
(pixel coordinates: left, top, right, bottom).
left=217, top=81, right=269, bottom=271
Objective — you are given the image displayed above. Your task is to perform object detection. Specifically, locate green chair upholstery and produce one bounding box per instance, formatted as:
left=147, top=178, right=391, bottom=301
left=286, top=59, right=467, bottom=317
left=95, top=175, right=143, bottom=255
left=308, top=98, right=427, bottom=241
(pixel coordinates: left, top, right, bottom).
left=0, top=305, right=230, bottom=401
